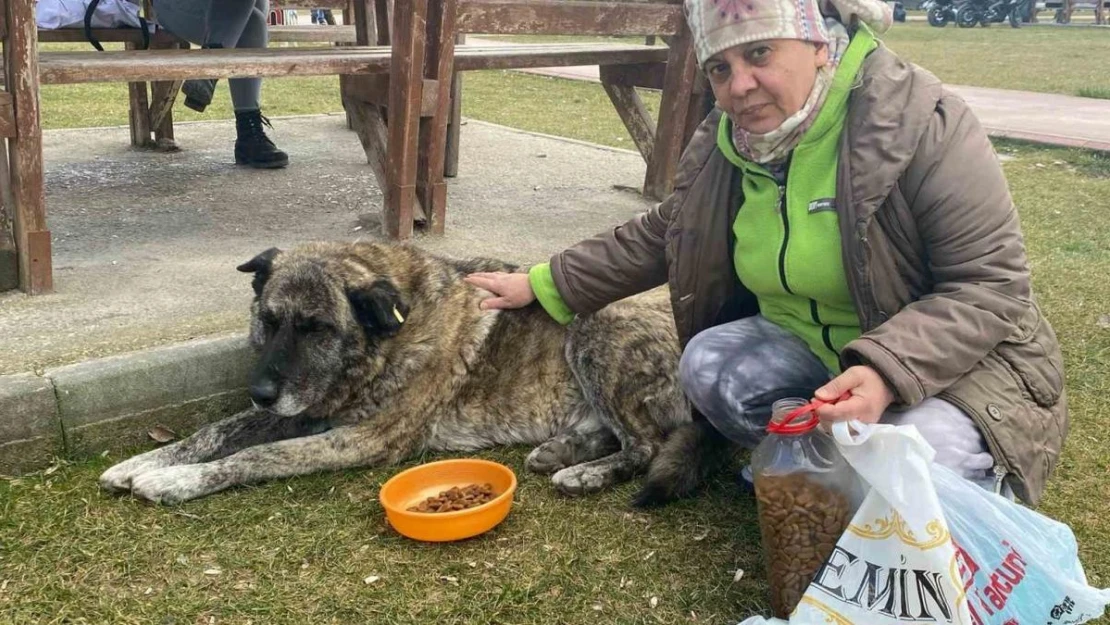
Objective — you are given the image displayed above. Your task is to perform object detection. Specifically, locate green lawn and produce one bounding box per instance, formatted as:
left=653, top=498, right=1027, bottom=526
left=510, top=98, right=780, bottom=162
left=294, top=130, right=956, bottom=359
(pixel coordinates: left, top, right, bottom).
left=6, top=41, right=1110, bottom=625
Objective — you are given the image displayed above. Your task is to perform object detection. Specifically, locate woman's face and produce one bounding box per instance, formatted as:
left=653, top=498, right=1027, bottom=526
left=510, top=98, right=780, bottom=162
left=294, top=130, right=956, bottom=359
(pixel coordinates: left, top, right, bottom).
left=705, top=39, right=828, bottom=134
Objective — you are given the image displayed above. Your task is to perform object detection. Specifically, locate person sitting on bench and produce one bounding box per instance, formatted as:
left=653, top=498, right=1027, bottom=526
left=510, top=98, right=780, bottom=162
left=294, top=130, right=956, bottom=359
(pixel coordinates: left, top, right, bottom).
left=152, top=0, right=289, bottom=169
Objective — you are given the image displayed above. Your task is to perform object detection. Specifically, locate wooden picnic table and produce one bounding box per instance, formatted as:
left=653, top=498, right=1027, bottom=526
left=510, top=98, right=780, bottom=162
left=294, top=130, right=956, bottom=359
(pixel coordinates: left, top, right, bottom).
left=0, top=0, right=703, bottom=295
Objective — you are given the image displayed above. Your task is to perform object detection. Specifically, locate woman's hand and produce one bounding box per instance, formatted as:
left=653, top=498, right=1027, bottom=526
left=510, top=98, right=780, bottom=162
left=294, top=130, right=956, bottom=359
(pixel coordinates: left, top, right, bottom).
left=813, top=365, right=895, bottom=426
left=463, top=272, right=536, bottom=310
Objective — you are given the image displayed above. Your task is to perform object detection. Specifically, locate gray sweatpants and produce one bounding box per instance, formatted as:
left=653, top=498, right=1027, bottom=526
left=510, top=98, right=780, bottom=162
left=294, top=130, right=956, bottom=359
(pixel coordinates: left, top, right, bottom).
left=152, top=0, right=269, bottom=111
left=680, top=316, right=1004, bottom=494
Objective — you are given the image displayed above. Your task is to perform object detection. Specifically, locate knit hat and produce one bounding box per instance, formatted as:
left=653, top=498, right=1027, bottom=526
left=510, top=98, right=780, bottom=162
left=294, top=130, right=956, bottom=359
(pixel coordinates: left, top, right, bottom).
left=684, top=0, right=893, bottom=66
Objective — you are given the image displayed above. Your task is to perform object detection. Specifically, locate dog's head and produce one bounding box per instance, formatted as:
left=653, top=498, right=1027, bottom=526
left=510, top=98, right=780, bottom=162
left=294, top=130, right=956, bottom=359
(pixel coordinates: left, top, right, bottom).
left=236, top=246, right=410, bottom=416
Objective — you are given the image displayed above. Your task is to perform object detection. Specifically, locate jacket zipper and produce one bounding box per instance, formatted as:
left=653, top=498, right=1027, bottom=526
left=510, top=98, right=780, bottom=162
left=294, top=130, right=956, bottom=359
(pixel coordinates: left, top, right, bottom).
left=776, top=184, right=794, bottom=295
left=810, top=300, right=838, bottom=357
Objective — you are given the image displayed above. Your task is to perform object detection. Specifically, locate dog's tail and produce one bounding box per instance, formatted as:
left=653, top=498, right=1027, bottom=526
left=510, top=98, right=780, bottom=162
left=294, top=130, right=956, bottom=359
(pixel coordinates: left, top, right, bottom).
left=632, top=417, right=733, bottom=508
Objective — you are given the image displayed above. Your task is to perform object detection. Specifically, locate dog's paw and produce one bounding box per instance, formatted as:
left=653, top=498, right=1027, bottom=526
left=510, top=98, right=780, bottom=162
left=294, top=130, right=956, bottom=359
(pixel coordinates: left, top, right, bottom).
left=99, top=454, right=170, bottom=494
left=129, top=465, right=213, bottom=506
left=525, top=440, right=572, bottom=475
left=551, top=464, right=610, bottom=496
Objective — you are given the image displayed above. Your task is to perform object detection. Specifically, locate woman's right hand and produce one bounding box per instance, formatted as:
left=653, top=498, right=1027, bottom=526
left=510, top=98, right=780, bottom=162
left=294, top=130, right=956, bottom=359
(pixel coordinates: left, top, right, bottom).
left=463, top=272, right=536, bottom=310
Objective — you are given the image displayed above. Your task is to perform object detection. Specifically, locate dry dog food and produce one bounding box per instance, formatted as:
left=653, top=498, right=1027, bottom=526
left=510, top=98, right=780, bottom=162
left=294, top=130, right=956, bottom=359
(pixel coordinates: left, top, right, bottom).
left=754, top=472, right=853, bottom=618
left=407, top=483, right=496, bottom=513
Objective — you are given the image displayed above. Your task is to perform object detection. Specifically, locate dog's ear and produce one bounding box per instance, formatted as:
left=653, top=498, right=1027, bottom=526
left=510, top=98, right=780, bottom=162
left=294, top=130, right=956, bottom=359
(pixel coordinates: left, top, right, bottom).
left=347, top=279, right=410, bottom=338
left=236, top=247, right=282, bottom=296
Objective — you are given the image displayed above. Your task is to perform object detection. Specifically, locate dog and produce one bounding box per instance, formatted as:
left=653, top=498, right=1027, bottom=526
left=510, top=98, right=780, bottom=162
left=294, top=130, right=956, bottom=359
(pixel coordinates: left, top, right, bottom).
left=98, top=241, right=728, bottom=506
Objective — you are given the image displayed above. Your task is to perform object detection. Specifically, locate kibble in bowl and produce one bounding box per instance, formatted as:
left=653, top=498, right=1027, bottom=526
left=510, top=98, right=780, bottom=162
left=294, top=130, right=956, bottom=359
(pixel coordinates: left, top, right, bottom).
left=379, top=459, right=517, bottom=542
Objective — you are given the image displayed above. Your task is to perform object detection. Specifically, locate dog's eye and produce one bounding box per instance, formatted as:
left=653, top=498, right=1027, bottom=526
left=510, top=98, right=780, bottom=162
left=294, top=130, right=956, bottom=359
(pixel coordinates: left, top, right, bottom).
left=295, top=318, right=328, bottom=333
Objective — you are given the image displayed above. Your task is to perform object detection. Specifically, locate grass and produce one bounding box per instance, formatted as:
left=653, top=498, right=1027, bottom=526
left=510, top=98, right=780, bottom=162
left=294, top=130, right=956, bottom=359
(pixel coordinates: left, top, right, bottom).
left=1079, top=86, right=1110, bottom=100
left=491, top=21, right=1110, bottom=98
left=7, top=41, right=1110, bottom=625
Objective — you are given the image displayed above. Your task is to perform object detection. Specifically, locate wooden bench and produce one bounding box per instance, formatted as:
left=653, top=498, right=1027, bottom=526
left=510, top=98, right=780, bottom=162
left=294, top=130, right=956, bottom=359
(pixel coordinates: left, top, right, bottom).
left=342, top=0, right=703, bottom=238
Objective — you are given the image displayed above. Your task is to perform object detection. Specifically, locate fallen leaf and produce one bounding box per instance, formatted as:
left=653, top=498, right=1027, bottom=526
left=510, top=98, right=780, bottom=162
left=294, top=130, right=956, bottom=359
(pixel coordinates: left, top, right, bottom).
left=1035, top=163, right=1046, bottom=168
left=144, top=587, right=153, bottom=595
left=175, top=555, right=189, bottom=565
left=286, top=485, right=294, bottom=493
left=300, top=562, right=310, bottom=570
left=690, top=611, right=698, bottom=620
left=1, top=580, right=9, bottom=591
left=692, top=530, right=709, bottom=542
left=234, top=581, right=252, bottom=591
left=358, top=545, right=370, bottom=553
left=619, top=576, right=629, bottom=589
left=1097, top=314, right=1110, bottom=329
left=649, top=596, right=660, bottom=608
left=733, top=568, right=745, bottom=583
left=43, top=464, right=59, bottom=476
left=440, top=575, right=459, bottom=586
left=364, top=575, right=381, bottom=584
left=483, top=562, right=495, bottom=569
left=147, top=425, right=177, bottom=443
left=203, top=568, right=222, bottom=576
left=592, top=603, right=604, bottom=612
left=467, top=562, right=477, bottom=568
left=643, top=551, right=656, bottom=561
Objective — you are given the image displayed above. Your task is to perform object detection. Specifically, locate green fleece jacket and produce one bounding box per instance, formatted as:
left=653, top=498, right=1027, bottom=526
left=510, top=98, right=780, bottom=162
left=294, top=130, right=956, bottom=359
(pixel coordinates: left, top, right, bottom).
left=530, top=28, right=877, bottom=374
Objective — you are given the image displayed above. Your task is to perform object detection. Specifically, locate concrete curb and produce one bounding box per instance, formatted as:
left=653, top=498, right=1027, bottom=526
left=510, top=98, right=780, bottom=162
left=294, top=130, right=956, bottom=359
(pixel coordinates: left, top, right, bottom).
left=0, top=333, right=254, bottom=475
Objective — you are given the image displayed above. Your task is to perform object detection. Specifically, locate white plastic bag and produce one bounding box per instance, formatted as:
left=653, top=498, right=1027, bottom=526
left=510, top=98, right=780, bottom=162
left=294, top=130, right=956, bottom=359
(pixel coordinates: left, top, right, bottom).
left=36, top=0, right=144, bottom=30
left=740, top=421, right=1110, bottom=624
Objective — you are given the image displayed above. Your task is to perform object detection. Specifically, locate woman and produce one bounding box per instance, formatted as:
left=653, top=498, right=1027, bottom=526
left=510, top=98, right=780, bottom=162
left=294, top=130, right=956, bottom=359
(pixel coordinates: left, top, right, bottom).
left=465, top=0, right=1067, bottom=508
left=153, top=0, right=289, bottom=169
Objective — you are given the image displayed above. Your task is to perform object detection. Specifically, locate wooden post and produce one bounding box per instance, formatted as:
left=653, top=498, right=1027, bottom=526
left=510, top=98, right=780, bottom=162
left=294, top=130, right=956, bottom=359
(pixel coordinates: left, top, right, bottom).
left=642, top=24, right=696, bottom=201
left=125, top=42, right=153, bottom=148
left=416, top=0, right=458, bottom=234
left=4, top=0, right=50, bottom=294
left=443, top=32, right=465, bottom=179
left=383, top=0, right=427, bottom=239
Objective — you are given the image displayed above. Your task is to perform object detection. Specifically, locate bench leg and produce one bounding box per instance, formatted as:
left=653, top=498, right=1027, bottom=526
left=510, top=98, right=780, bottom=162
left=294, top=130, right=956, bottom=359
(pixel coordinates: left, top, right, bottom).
left=643, top=27, right=697, bottom=202
left=5, top=0, right=51, bottom=294
left=383, top=0, right=428, bottom=239
left=443, top=33, right=465, bottom=179
left=416, top=0, right=457, bottom=234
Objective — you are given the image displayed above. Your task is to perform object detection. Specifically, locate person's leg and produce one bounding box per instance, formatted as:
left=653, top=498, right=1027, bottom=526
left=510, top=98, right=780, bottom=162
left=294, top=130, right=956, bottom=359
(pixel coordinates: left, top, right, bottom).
left=229, top=0, right=288, bottom=168
left=880, top=398, right=1012, bottom=498
left=153, top=0, right=260, bottom=112
left=679, top=315, right=832, bottom=450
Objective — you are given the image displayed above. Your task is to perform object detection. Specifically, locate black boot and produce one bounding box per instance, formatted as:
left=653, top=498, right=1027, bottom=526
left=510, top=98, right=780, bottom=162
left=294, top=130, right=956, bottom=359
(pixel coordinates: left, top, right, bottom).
left=182, top=44, right=223, bottom=113
left=235, top=110, right=289, bottom=169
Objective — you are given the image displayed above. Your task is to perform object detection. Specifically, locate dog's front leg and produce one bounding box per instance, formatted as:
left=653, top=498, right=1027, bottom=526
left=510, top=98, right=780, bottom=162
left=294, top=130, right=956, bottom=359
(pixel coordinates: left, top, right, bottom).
left=128, top=422, right=417, bottom=505
left=99, top=409, right=329, bottom=494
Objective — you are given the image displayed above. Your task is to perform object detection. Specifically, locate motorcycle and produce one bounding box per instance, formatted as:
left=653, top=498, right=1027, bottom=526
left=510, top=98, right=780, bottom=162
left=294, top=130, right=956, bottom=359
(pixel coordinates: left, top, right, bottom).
left=955, top=0, right=1027, bottom=27
left=924, top=0, right=958, bottom=26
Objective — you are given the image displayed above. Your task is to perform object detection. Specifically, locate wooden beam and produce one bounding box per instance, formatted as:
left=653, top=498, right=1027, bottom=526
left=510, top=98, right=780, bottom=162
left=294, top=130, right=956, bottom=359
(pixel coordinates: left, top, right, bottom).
left=343, top=97, right=427, bottom=223
left=341, top=73, right=440, bottom=116
left=600, top=78, right=654, bottom=163
left=125, top=42, right=152, bottom=148
left=5, top=0, right=51, bottom=293
left=456, top=0, right=683, bottom=36
left=149, top=79, right=182, bottom=134
left=417, top=0, right=458, bottom=234
left=643, top=23, right=696, bottom=201
left=384, top=0, right=428, bottom=238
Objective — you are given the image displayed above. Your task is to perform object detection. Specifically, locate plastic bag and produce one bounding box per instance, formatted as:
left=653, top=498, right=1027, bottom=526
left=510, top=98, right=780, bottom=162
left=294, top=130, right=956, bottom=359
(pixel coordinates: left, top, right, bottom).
left=740, top=420, right=1110, bottom=624
left=36, top=0, right=144, bottom=30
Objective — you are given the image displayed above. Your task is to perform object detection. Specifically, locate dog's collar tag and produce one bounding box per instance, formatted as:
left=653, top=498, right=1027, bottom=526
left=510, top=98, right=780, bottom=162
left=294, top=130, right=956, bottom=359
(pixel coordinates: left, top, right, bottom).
left=393, top=306, right=405, bottom=324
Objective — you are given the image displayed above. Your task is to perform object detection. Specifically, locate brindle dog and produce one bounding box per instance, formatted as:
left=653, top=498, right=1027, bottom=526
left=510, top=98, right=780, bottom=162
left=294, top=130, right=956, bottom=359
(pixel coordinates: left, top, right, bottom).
left=99, top=242, right=727, bottom=506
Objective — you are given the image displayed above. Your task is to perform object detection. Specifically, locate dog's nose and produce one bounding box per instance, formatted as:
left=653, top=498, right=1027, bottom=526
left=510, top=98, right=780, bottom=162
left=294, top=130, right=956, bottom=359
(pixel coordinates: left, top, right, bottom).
left=249, top=378, right=279, bottom=407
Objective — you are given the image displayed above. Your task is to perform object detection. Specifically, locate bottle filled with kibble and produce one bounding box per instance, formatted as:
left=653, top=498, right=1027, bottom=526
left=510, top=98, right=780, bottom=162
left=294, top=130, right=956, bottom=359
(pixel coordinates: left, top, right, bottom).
left=751, top=397, right=865, bottom=618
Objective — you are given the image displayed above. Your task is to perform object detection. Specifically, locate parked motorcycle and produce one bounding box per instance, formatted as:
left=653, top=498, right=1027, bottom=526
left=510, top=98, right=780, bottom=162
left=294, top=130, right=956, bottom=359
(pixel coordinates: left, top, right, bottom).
left=955, top=0, right=1026, bottom=27
left=924, top=0, right=957, bottom=26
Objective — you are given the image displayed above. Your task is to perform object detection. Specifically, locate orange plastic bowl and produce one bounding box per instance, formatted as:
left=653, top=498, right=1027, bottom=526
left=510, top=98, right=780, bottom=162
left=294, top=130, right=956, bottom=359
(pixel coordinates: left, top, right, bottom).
left=379, top=458, right=517, bottom=542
